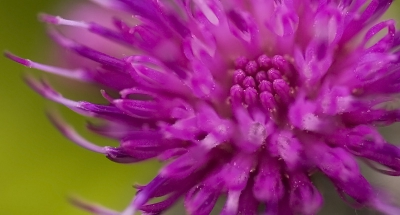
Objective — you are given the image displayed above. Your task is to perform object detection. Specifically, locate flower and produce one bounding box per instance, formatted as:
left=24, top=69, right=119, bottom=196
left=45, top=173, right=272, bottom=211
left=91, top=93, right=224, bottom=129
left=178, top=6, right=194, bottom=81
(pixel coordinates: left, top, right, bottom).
left=6, top=0, right=400, bottom=214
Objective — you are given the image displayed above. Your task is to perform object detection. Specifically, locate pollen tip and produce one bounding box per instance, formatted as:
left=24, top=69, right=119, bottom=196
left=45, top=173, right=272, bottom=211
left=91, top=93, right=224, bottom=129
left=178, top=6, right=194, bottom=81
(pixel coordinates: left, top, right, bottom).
left=4, top=51, right=32, bottom=67
left=100, top=89, right=115, bottom=103
left=38, top=13, right=60, bottom=24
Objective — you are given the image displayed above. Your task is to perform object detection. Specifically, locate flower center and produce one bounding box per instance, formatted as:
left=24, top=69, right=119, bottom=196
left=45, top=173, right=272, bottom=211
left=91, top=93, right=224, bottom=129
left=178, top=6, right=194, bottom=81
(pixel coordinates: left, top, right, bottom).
left=230, top=54, right=296, bottom=113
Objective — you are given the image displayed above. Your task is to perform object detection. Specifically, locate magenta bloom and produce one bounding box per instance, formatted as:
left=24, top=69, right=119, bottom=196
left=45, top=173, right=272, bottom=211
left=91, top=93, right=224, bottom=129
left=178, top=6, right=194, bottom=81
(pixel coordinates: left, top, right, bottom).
left=7, top=0, right=400, bottom=214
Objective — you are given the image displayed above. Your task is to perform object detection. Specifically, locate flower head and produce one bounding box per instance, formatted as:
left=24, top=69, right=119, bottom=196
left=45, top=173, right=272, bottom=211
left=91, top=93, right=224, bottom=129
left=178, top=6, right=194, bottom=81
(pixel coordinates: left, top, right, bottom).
left=6, top=0, right=400, bottom=214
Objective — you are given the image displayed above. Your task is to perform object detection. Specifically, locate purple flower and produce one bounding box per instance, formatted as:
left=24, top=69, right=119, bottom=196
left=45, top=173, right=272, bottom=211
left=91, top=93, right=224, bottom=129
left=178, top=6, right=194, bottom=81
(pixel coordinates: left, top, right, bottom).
left=6, top=0, right=400, bottom=214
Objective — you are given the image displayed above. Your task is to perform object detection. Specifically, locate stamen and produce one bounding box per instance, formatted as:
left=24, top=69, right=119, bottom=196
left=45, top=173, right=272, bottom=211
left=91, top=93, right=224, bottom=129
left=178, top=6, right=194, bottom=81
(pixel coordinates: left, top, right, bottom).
left=119, top=88, right=159, bottom=102
left=100, top=90, right=115, bottom=103
left=364, top=160, right=400, bottom=176
left=39, top=13, right=89, bottom=28
left=46, top=111, right=106, bottom=154
left=113, top=99, right=158, bottom=119
left=23, top=76, right=115, bottom=118
left=47, top=29, right=127, bottom=71
left=120, top=206, right=137, bottom=215
left=69, top=196, right=118, bottom=215
left=224, top=190, right=241, bottom=214
left=193, top=0, right=220, bottom=25
left=5, top=52, right=89, bottom=81
left=121, top=176, right=167, bottom=215
left=47, top=28, right=75, bottom=47
left=23, top=75, right=79, bottom=107
left=40, top=14, right=134, bottom=47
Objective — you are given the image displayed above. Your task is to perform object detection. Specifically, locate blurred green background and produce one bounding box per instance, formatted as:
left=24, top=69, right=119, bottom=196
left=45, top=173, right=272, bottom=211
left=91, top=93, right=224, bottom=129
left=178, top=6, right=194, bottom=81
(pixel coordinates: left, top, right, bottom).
left=0, top=0, right=158, bottom=214
left=1, top=1, right=400, bottom=215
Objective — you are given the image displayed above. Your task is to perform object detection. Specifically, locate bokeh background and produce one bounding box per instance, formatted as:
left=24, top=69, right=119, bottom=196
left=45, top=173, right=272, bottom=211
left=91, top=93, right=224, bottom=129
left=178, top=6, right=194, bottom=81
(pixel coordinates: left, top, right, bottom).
left=0, top=0, right=159, bottom=214
left=1, top=1, right=400, bottom=215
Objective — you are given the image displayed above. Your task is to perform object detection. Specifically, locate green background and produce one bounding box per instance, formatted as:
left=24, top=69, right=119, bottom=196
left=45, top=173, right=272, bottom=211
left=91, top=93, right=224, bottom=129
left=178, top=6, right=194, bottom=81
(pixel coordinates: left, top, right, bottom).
left=0, top=0, right=158, bottom=214
left=1, top=1, right=400, bottom=215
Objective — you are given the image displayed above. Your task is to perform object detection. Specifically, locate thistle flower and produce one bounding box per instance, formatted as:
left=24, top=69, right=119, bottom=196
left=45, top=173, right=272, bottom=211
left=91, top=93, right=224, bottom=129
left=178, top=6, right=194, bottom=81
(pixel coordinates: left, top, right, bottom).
left=6, top=0, right=400, bottom=214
